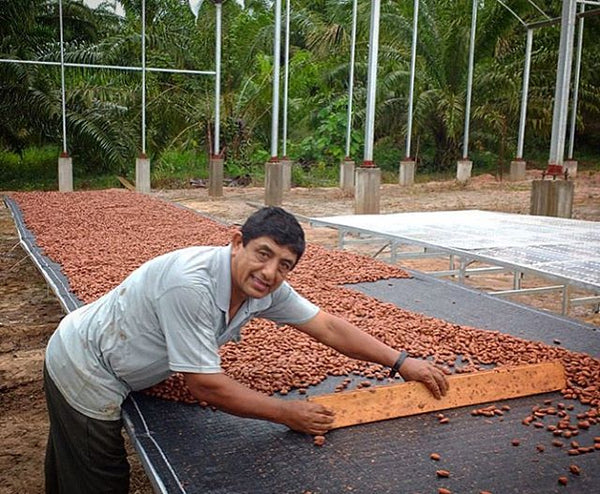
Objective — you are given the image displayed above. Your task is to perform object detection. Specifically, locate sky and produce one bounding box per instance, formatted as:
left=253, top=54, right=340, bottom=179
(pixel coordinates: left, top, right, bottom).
left=83, top=1, right=125, bottom=16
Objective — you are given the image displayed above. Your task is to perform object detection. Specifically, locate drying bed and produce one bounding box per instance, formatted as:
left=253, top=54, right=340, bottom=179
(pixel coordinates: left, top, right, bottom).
left=5, top=191, right=600, bottom=494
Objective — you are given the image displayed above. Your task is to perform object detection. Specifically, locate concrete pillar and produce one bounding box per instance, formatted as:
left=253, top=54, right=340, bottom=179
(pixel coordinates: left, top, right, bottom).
left=509, top=160, right=527, bottom=181
left=209, top=156, right=224, bottom=197
left=563, top=160, right=578, bottom=178
left=135, top=155, right=151, bottom=194
left=399, top=159, right=416, bottom=186
left=58, top=154, right=73, bottom=192
left=340, top=159, right=355, bottom=193
left=265, top=160, right=283, bottom=206
left=281, top=158, right=292, bottom=192
left=354, top=167, right=380, bottom=214
left=456, top=159, right=473, bottom=183
left=530, top=179, right=574, bottom=218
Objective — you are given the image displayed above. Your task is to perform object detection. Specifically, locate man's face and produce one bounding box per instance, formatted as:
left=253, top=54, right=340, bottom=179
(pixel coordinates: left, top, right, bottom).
left=230, top=232, right=298, bottom=300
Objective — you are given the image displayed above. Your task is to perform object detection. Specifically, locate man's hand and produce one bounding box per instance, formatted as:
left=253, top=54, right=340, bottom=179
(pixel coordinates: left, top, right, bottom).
left=280, top=401, right=335, bottom=435
left=184, top=372, right=335, bottom=435
left=399, top=357, right=449, bottom=399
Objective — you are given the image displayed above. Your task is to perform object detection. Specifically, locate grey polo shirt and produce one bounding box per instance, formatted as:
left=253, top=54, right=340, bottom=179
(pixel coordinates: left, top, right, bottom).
left=45, top=245, right=319, bottom=421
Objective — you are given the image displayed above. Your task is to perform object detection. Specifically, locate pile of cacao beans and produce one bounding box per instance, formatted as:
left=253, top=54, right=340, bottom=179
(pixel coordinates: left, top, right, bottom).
left=11, top=190, right=599, bottom=438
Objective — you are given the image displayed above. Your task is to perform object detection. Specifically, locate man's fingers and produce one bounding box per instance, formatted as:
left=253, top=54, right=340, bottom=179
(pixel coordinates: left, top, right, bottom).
left=315, top=405, right=335, bottom=417
left=314, top=408, right=335, bottom=425
left=427, top=376, right=442, bottom=399
left=437, top=370, right=449, bottom=396
left=424, top=365, right=449, bottom=399
left=313, top=414, right=335, bottom=426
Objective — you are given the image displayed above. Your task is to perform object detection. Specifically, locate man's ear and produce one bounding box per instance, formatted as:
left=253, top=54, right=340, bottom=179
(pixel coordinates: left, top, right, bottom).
left=231, top=230, right=243, bottom=253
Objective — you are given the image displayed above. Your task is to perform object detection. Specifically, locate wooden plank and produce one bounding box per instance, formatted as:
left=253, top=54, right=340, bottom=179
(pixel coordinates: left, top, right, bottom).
left=117, top=176, right=136, bottom=191
left=308, top=361, right=565, bottom=429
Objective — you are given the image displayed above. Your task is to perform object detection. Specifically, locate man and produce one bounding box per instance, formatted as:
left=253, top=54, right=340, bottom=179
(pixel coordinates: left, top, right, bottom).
left=44, top=206, right=448, bottom=493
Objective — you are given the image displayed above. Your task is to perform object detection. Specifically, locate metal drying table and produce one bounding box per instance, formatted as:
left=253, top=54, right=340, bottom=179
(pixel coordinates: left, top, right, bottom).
left=309, top=210, right=600, bottom=315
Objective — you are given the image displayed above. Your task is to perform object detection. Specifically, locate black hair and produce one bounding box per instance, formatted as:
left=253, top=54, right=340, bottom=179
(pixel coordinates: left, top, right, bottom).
left=240, top=207, right=305, bottom=262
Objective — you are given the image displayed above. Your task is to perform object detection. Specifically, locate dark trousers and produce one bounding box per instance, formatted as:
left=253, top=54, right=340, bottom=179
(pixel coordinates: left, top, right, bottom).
left=44, top=366, right=130, bottom=493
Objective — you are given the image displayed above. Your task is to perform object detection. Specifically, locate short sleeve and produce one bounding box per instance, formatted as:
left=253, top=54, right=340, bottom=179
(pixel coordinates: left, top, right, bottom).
left=258, top=282, right=319, bottom=325
left=155, top=285, right=223, bottom=373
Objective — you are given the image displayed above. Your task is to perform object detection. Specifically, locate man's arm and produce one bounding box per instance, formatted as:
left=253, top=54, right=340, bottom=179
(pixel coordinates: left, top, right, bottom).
left=183, top=372, right=334, bottom=435
left=294, top=310, right=449, bottom=399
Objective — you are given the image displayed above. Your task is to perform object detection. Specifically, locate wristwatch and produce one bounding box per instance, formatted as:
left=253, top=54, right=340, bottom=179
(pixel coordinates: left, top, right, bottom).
left=388, top=351, right=409, bottom=378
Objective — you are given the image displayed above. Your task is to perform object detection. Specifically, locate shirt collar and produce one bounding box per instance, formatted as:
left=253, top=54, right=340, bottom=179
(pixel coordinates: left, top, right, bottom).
left=215, top=244, right=232, bottom=314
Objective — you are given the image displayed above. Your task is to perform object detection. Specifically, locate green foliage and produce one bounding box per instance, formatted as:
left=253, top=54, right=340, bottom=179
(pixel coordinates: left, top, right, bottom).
left=0, top=0, right=599, bottom=188
left=151, top=148, right=208, bottom=188
left=291, top=160, right=338, bottom=188
left=373, top=138, right=403, bottom=173
left=0, top=144, right=120, bottom=190
left=294, top=96, right=363, bottom=167
left=0, top=146, right=58, bottom=186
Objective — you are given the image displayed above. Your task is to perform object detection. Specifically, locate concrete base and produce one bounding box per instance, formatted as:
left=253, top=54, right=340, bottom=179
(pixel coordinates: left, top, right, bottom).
left=456, top=159, right=472, bottom=183
left=58, top=155, right=73, bottom=192
left=265, top=160, right=283, bottom=206
left=530, top=179, right=574, bottom=218
left=135, top=157, right=151, bottom=194
left=281, top=159, right=292, bottom=192
left=354, top=167, right=381, bottom=214
left=399, top=160, right=416, bottom=186
left=509, top=160, right=527, bottom=181
left=339, top=160, right=355, bottom=193
left=563, top=160, right=578, bottom=179
left=209, top=157, right=224, bottom=197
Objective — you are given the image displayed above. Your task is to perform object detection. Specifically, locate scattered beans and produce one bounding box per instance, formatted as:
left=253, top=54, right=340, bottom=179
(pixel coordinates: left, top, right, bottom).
left=558, top=476, right=568, bottom=486
left=436, top=469, right=450, bottom=478
left=313, top=435, right=326, bottom=447
left=569, top=464, right=581, bottom=475
left=430, top=453, right=441, bottom=461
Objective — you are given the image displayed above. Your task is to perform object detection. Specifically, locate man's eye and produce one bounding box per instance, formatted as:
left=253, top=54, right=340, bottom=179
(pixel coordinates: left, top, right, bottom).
left=257, top=251, right=269, bottom=260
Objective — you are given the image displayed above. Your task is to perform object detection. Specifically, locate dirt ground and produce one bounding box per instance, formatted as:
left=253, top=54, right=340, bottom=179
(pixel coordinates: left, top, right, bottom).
left=1, top=170, right=599, bottom=493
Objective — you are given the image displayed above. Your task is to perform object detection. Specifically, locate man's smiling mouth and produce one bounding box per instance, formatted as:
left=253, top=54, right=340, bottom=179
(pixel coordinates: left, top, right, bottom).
left=251, top=275, right=270, bottom=291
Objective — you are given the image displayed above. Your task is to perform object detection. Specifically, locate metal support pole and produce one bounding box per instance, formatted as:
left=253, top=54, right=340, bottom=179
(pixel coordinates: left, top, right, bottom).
left=0, top=58, right=214, bottom=75
left=214, top=2, right=222, bottom=157
left=462, top=0, right=478, bottom=159
left=282, top=0, right=291, bottom=157
left=567, top=4, right=585, bottom=160
left=141, top=0, right=146, bottom=155
left=405, top=0, right=419, bottom=159
left=363, top=0, right=381, bottom=166
left=516, top=28, right=533, bottom=160
left=58, top=0, right=67, bottom=154
left=270, top=0, right=282, bottom=160
left=548, top=0, right=577, bottom=167
left=345, top=0, right=358, bottom=159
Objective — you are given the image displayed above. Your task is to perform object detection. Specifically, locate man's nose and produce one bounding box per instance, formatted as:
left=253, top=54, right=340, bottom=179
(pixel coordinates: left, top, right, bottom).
left=261, top=258, right=279, bottom=280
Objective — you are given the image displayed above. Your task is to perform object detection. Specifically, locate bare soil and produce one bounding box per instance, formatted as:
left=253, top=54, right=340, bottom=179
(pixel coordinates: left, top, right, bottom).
left=1, top=170, right=598, bottom=493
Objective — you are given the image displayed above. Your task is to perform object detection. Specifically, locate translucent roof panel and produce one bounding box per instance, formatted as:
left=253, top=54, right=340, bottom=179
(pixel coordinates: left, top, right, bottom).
left=310, top=210, right=600, bottom=292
